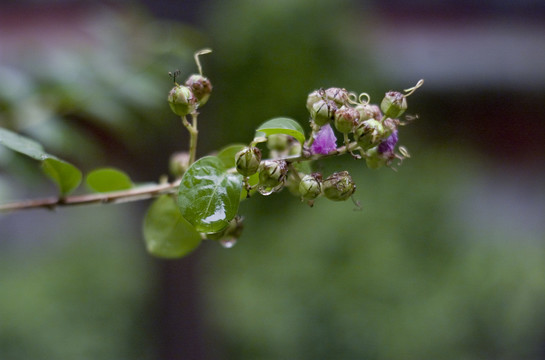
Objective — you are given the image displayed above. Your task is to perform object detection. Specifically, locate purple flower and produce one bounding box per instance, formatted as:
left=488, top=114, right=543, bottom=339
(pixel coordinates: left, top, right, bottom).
left=311, top=124, right=337, bottom=155
left=378, top=130, right=398, bottom=155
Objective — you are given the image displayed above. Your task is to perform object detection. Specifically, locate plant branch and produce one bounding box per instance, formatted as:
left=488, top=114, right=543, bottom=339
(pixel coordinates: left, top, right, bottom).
left=0, top=180, right=181, bottom=213
left=0, top=141, right=362, bottom=214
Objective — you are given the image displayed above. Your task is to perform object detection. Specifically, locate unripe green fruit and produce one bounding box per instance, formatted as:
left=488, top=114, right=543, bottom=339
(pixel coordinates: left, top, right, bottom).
left=354, top=119, right=384, bottom=151
left=299, top=174, right=322, bottom=200
left=168, top=85, right=197, bottom=116
left=325, top=87, right=349, bottom=106
left=185, top=74, right=212, bottom=106
left=381, top=91, right=407, bottom=119
left=355, top=103, right=376, bottom=121
left=334, top=106, right=359, bottom=134
left=322, top=171, right=356, bottom=201
left=258, top=160, right=288, bottom=188
left=235, top=147, right=262, bottom=177
left=310, top=99, right=337, bottom=126
left=365, top=146, right=386, bottom=169
left=306, top=90, right=323, bottom=113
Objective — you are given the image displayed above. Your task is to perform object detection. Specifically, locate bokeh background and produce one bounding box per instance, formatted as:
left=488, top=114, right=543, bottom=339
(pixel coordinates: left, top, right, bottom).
left=1, top=0, right=545, bottom=359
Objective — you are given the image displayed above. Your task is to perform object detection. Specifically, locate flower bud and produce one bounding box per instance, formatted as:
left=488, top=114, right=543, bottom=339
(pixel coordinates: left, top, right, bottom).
left=380, top=91, right=407, bottom=119
left=382, top=117, right=399, bottom=137
left=299, top=173, right=322, bottom=200
left=364, top=146, right=384, bottom=169
left=354, top=103, right=376, bottom=121
left=322, top=171, right=356, bottom=201
left=267, top=134, right=290, bottom=152
left=185, top=74, right=212, bottom=106
left=325, top=87, right=349, bottom=106
left=306, top=89, right=323, bottom=113
left=334, top=106, right=359, bottom=134
left=354, top=119, right=385, bottom=151
left=169, top=151, right=190, bottom=177
left=258, top=160, right=288, bottom=189
left=235, top=146, right=262, bottom=177
left=168, top=85, right=197, bottom=116
left=310, top=99, right=337, bottom=126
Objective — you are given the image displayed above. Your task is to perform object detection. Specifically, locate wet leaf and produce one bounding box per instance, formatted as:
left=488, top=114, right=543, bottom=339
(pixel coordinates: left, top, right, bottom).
left=178, top=156, right=242, bottom=233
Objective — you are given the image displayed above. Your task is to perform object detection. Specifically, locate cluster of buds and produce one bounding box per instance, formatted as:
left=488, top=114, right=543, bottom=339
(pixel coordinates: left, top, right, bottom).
left=306, top=80, right=423, bottom=170
left=167, top=49, right=213, bottom=116
left=231, top=80, right=422, bottom=207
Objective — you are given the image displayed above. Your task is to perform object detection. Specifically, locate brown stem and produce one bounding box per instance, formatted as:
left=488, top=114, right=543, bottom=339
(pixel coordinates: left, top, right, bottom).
left=0, top=180, right=181, bottom=213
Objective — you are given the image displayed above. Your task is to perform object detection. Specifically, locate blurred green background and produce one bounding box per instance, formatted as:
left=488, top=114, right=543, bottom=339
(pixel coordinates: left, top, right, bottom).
left=1, top=0, right=544, bottom=359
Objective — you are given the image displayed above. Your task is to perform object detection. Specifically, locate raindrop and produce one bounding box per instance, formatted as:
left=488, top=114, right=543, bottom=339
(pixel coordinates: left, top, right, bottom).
left=220, top=237, right=237, bottom=249
left=257, top=186, right=274, bottom=196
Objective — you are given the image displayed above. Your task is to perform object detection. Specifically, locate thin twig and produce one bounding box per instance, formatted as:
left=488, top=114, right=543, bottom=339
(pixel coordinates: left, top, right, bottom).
left=0, top=180, right=181, bottom=213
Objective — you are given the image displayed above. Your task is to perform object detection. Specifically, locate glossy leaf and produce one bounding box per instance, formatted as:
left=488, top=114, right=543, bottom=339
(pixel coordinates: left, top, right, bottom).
left=255, top=117, right=305, bottom=144
left=41, top=157, right=82, bottom=196
left=0, top=127, right=82, bottom=195
left=178, top=156, right=242, bottom=233
left=217, top=144, right=246, bottom=168
left=143, top=195, right=202, bottom=258
left=0, top=127, right=46, bottom=160
left=86, top=167, right=133, bottom=193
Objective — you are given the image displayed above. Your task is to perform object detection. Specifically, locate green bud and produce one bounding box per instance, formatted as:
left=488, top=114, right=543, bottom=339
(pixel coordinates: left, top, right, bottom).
left=168, top=85, right=197, bottom=116
left=306, top=89, right=323, bottom=113
left=235, top=146, right=262, bottom=177
left=267, top=134, right=290, bottom=152
left=382, top=117, right=399, bottom=138
left=334, top=106, right=359, bottom=134
left=354, top=119, right=384, bottom=151
left=310, top=99, right=337, bottom=126
left=288, top=140, right=302, bottom=156
left=380, top=91, right=407, bottom=119
left=169, top=151, right=190, bottom=177
left=258, top=160, right=288, bottom=189
left=322, top=171, right=356, bottom=201
left=185, top=74, right=212, bottom=106
left=355, top=103, right=377, bottom=121
left=298, top=173, right=322, bottom=200
left=325, top=87, right=349, bottom=106
left=365, top=146, right=386, bottom=169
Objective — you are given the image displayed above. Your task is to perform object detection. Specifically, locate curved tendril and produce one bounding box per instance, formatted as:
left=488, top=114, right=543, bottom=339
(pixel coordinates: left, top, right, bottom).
left=404, top=79, right=424, bottom=97
left=358, top=92, right=370, bottom=105
left=194, top=48, right=212, bottom=76
left=347, top=92, right=359, bottom=105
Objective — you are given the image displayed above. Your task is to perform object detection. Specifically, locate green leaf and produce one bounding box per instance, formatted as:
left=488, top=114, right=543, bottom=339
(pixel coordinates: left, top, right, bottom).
left=0, top=127, right=46, bottom=160
left=177, top=156, right=242, bottom=233
left=0, top=127, right=82, bottom=196
left=41, top=157, right=82, bottom=196
left=217, top=144, right=246, bottom=168
left=143, top=195, right=202, bottom=258
left=86, top=167, right=133, bottom=193
left=255, top=117, right=305, bottom=144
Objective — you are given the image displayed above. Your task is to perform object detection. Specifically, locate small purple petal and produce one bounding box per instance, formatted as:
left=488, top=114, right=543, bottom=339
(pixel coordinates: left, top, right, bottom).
left=311, top=124, right=337, bottom=155
left=378, top=130, right=398, bottom=154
